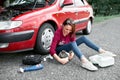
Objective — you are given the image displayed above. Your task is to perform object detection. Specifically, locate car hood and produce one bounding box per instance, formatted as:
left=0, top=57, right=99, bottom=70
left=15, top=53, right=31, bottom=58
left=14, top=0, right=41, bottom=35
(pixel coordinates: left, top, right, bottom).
left=0, top=3, right=45, bottom=21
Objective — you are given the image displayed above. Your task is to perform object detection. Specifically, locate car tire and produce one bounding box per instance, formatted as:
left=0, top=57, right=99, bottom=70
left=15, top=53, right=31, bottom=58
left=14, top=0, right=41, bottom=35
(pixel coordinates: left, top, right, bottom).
left=35, top=23, right=55, bottom=55
left=82, top=20, right=92, bottom=35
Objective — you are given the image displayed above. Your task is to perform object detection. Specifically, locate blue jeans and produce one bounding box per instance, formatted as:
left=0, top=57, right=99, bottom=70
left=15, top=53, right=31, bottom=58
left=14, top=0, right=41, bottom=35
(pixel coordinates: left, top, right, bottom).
left=56, top=36, right=100, bottom=59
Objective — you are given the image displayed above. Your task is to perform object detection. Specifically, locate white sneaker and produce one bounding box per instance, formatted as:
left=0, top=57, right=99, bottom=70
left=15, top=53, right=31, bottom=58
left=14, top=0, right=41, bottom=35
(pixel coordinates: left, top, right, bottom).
left=99, top=51, right=116, bottom=57
left=81, top=61, right=98, bottom=71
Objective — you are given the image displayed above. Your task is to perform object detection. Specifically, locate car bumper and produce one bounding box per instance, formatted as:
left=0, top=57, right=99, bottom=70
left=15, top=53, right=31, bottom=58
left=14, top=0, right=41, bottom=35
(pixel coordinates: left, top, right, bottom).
left=0, top=30, right=34, bottom=49
left=0, top=30, right=34, bottom=43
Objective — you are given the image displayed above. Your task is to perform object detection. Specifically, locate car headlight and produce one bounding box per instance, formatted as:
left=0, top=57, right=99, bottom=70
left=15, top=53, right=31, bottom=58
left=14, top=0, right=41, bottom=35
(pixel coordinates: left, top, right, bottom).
left=0, top=21, right=22, bottom=30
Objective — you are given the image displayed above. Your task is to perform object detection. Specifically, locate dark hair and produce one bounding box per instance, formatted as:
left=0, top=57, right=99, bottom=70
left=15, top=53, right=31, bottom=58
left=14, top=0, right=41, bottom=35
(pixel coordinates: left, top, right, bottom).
left=63, top=18, right=75, bottom=35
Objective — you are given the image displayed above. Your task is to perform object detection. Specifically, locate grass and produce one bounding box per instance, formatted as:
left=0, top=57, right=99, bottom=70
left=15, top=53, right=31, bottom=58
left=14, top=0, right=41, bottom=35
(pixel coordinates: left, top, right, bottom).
left=94, top=14, right=120, bottom=23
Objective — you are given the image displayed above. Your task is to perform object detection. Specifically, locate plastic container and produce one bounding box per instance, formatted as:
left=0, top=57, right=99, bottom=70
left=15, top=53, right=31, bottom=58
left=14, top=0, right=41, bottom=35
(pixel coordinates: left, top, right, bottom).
left=89, top=54, right=115, bottom=67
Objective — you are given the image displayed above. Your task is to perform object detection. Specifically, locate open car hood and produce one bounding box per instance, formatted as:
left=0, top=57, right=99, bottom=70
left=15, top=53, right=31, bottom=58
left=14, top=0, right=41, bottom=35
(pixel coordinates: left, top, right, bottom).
left=0, top=0, right=45, bottom=21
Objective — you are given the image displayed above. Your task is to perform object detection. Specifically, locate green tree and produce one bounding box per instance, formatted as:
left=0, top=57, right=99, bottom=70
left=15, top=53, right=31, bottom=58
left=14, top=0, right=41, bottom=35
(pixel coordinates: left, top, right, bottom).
left=87, top=0, right=120, bottom=16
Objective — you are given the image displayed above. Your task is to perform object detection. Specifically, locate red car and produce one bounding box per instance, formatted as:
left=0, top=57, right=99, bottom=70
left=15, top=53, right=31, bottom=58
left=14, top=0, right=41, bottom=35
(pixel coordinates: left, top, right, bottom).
left=0, top=0, right=94, bottom=54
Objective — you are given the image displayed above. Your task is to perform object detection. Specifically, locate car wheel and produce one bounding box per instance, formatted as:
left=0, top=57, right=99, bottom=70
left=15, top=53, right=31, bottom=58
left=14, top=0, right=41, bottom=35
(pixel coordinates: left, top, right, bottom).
left=82, top=20, right=92, bottom=35
left=35, top=23, right=55, bottom=55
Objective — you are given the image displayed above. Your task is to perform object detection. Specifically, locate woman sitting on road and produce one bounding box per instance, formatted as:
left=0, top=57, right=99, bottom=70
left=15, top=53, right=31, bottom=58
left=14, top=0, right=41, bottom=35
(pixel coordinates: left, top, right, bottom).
left=49, top=18, right=116, bottom=71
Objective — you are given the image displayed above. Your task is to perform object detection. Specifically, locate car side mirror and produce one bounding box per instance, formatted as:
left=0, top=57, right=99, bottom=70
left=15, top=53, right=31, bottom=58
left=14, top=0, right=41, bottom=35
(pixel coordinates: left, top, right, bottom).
left=61, top=0, right=73, bottom=7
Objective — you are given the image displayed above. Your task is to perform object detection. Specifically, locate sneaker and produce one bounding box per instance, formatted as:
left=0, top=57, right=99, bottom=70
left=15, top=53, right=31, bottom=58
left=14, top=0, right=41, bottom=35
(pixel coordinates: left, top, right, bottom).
left=99, top=51, right=116, bottom=57
left=81, top=61, right=98, bottom=71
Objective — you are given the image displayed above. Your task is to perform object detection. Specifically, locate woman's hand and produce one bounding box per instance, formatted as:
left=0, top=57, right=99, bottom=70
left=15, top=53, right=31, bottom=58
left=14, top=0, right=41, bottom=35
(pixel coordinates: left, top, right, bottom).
left=59, top=57, right=69, bottom=64
left=53, top=54, right=69, bottom=64
left=68, top=51, right=74, bottom=60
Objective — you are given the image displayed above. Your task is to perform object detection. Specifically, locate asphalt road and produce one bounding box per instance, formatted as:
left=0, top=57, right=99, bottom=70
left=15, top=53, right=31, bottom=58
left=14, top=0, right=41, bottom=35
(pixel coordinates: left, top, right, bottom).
left=0, top=17, right=120, bottom=80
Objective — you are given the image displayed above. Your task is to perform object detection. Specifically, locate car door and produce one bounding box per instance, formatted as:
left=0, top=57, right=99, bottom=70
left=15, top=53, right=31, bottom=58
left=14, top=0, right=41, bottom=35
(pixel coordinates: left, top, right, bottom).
left=53, top=0, right=78, bottom=27
left=61, top=3, right=78, bottom=21
left=74, top=0, right=90, bottom=31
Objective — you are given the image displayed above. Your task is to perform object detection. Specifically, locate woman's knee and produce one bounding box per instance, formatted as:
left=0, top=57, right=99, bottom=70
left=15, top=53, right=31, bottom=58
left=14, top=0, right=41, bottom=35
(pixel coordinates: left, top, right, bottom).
left=69, top=42, right=78, bottom=50
left=81, top=36, right=87, bottom=40
left=76, top=36, right=86, bottom=45
left=70, top=42, right=77, bottom=46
